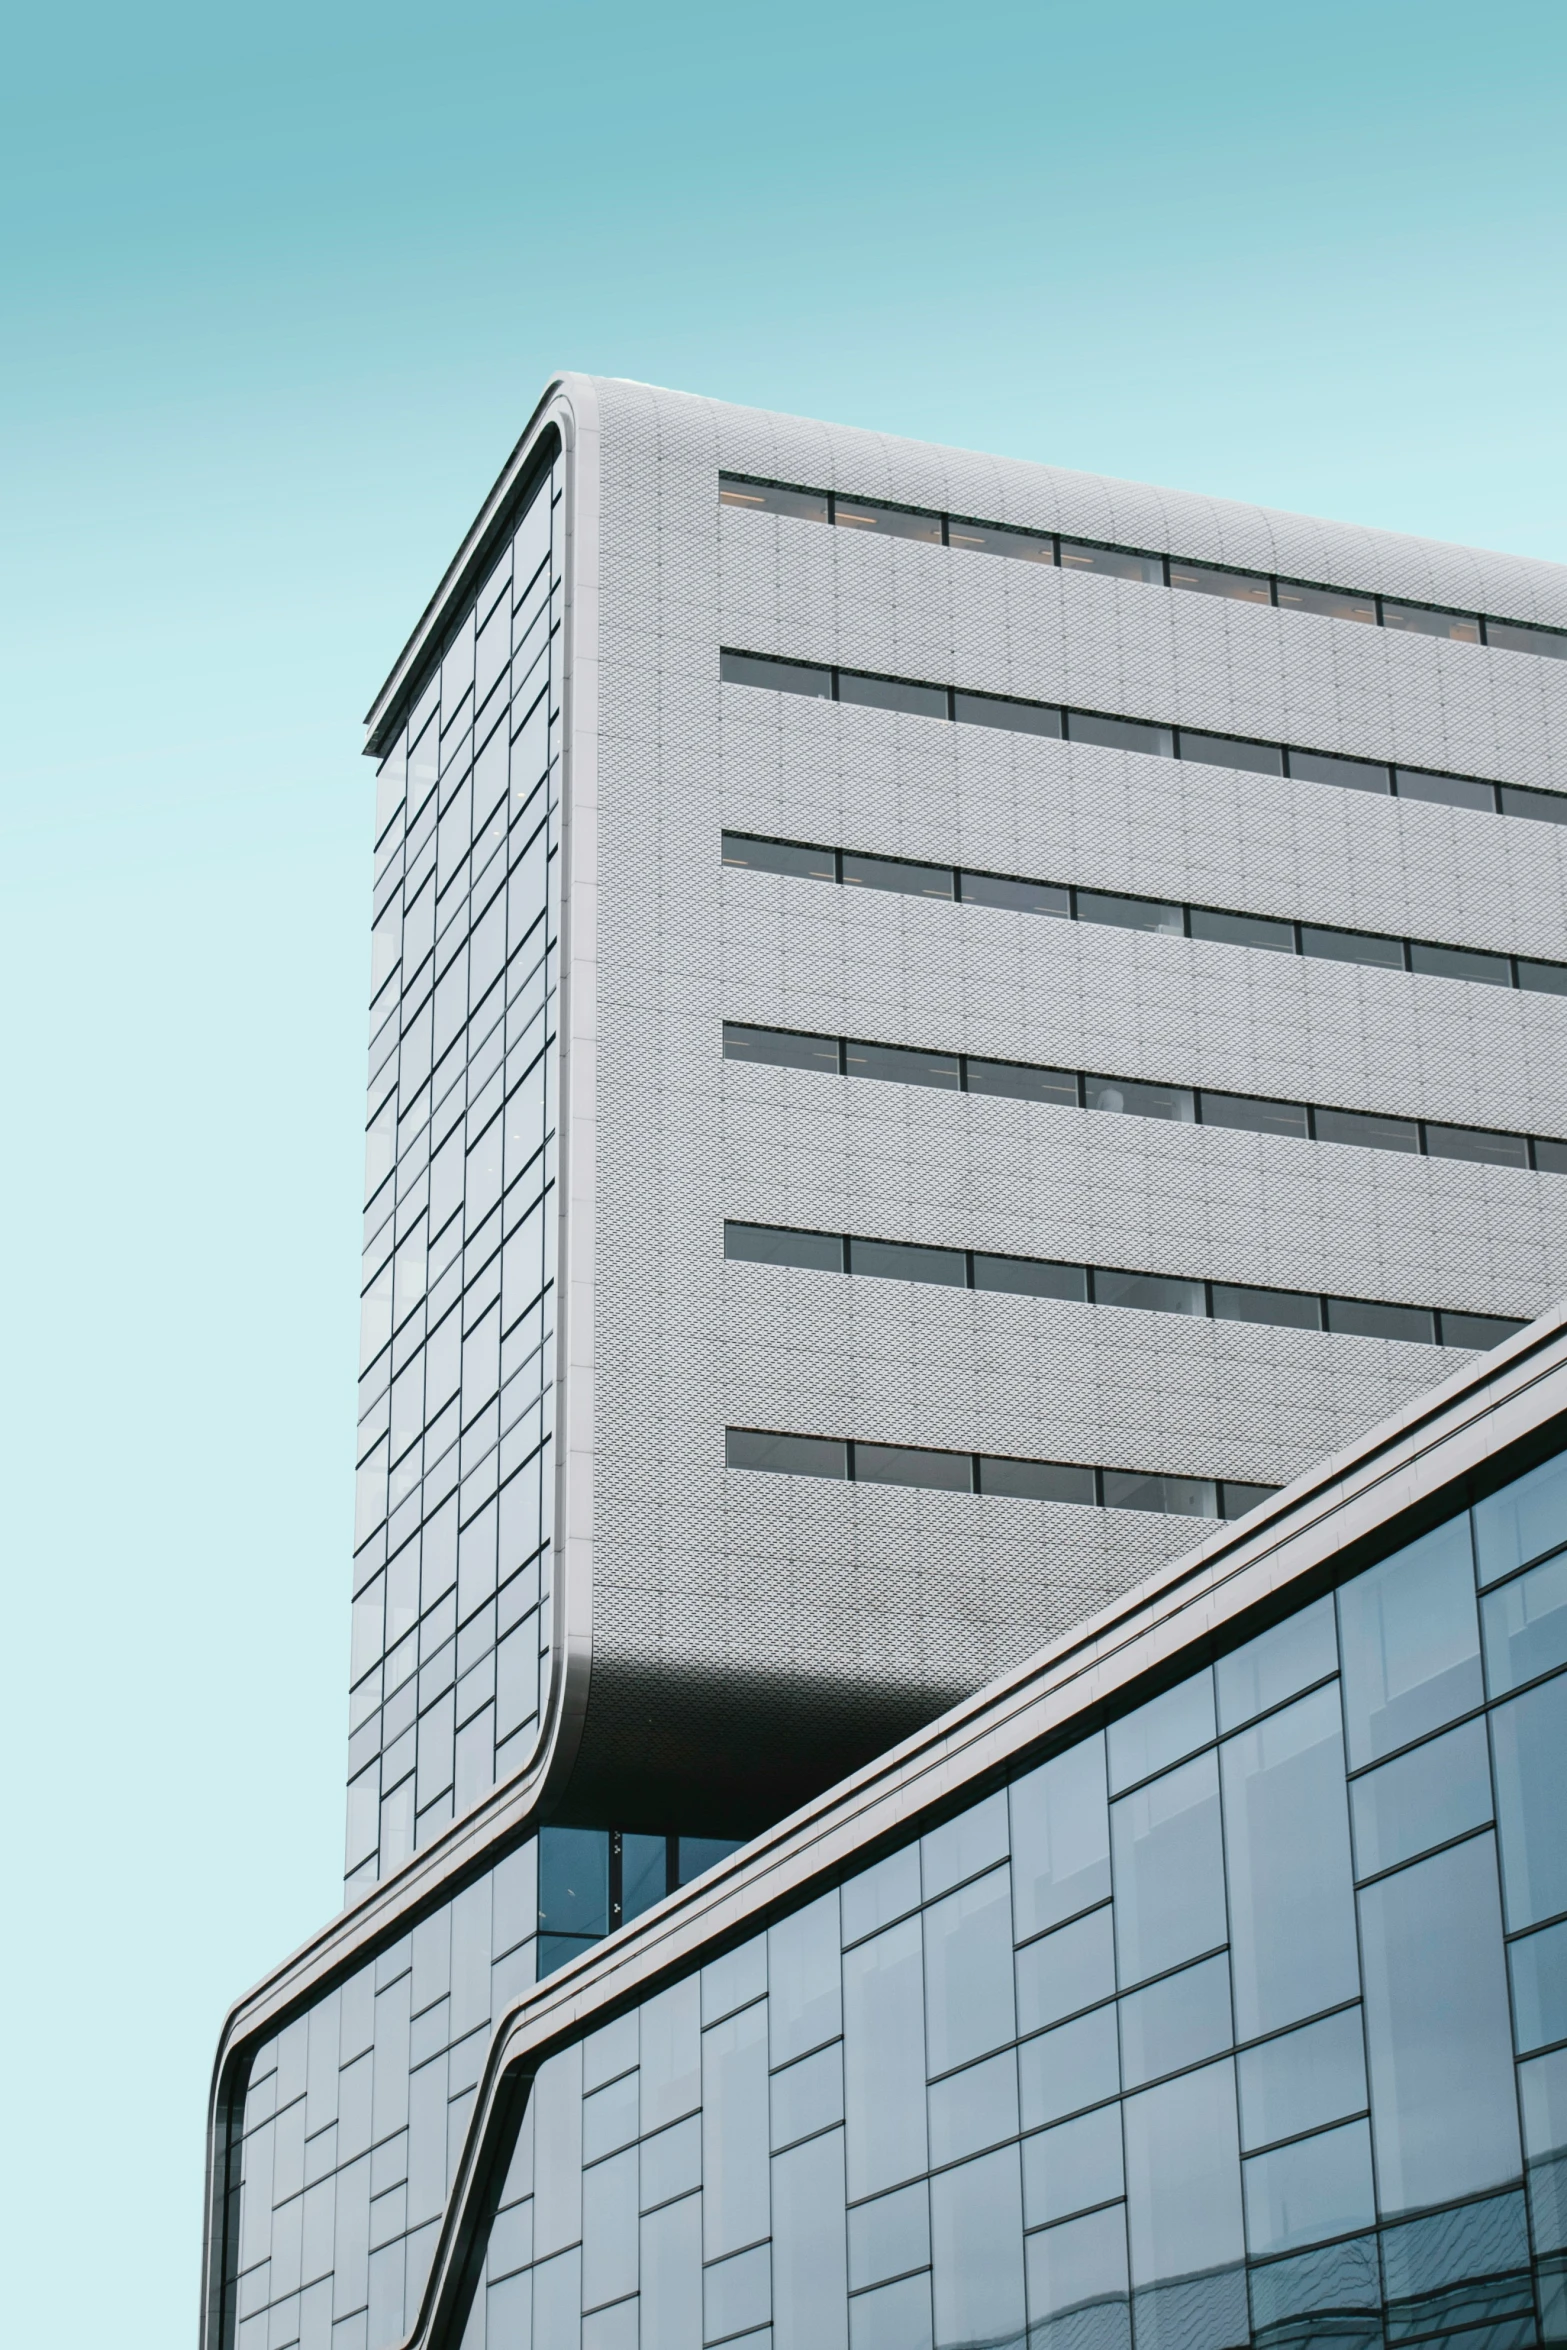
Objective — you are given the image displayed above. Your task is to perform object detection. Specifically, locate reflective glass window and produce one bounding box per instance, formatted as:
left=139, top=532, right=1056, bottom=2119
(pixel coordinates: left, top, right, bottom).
left=847, top=1237, right=965, bottom=1287
left=1359, top=1834, right=1522, bottom=2211
left=1242, top=2119, right=1375, bottom=2258
left=952, top=690, right=1064, bottom=737
left=720, top=649, right=833, bottom=697
left=1299, top=922, right=1404, bottom=970
left=1023, top=2103, right=1125, bottom=2228
left=1066, top=709, right=1175, bottom=756
left=725, top=1223, right=846, bottom=1273
left=1119, top=1953, right=1232, bottom=2089
left=1084, top=1076, right=1195, bottom=1122
left=1349, top=1715, right=1492, bottom=1879
left=1247, top=2235, right=1380, bottom=2343
left=770, top=2043, right=843, bottom=2151
left=1274, top=581, right=1377, bottom=623
left=1222, top=1684, right=1358, bottom=2039
left=928, top=2048, right=1019, bottom=2165
left=840, top=850, right=953, bottom=900
left=1490, top=1675, right=1567, bottom=1929
left=1075, top=888, right=1183, bottom=935
left=723, top=1023, right=840, bottom=1073
left=1312, top=1104, right=1421, bottom=1154
left=1107, top=1672, right=1215, bottom=1794
left=1337, top=1515, right=1481, bottom=1767
left=1512, top=1918, right=1567, bottom=2054
left=1024, top=2206, right=1130, bottom=2350
left=726, top=1429, right=847, bottom=1479
left=1408, top=938, right=1512, bottom=985
left=1019, top=2004, right=1120, bottom=2130
left=1198, top=1091, right=1311, bottom=1142
left=848, top=2271, right=932, bottom=2349
left=1519, top=955, right=1567, bottom=993
left=838, top=671, right=949, bottom=721
left=1111, top=1750, right=1226, bottom=1985
left=1237, top=2007, right=1368, bottom=2151
left=977, top=1456, right=1097, bottom=1505
left=719, top=477, right=830, bottom=523
left=921, top=1791, right=1009, bottom=1900
left=701, top=1997, right=769, bottom=2258
left=972, top=1254, right=1087, bottom=1303
left=722, top=832, right=837, bottom=881
left=965, top=1058, right=1078, bottom=1106
left=924, top=1867, right=1016, bottom=2073
left=854, top=1442, right=972, bottom=1492
left=773, top=2128, right=848, bottom=2349
left=1474, top=1448, right=1567, bottom=1585
left=768, top=1891, right=842, bottom=2068
left=1123, top=2061, right=1246, bottom=2341
left=1060, top=541, right=1163, bottom=585
left=947, top=516, right=1056, bottom=562
left=848, top=2178, right=929, bottom=2291
left=1394, top=767, right=1498, bottom=813
left=1443, top=1310, right=1527, bottom=1348
left=1382, top=599, right=1482, bottom=643
left=1482, top=1551, right=1567, bottom=1695
left=1178, top=731, right=1285, bottom=777
left=843, top=1039, right=960, bottom=1089
left=834, top=496, right=943, bottom=543
left=1324, top=1297, right=1437, bottom=1345
left=1188, top=903, right=1293, bottom=950
left=1093, top=1268, right=1204, bottom=1316
left=843, top=1918, right=928, bottom=2198
left=1102, top=1471, right=1218, bottom=1520
left=1016, top=1905, right=1116, bottom=2034
left=1169, top=560, right=1270, bottom=603
left=930, top=2147, right=1025, bottom=2349
left=958, top=870, right=1071, bottom=916
left=1010, top=1734, right=1111, bottom=1938
left=1215, top=1596, right=1338, bottom=1732
left=1520, top=2046, right=1567, bottom=2254
left=1288, top=746, right=1391, bottom=792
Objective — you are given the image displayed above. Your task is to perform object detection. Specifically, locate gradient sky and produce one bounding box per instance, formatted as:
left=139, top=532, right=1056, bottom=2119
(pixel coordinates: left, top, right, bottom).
left=3, top=3, right=1565, bottom=2339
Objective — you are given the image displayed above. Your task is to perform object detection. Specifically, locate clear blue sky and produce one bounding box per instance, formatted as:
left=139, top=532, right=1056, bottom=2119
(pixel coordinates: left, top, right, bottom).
left=2, top=2, right=1564, bottom=2338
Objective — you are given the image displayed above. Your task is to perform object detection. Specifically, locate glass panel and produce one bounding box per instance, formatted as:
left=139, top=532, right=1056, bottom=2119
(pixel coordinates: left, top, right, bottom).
left=1222, top=1684, right=1358, bottom=2039
left=834, top=497, right=942, bottom=543
left=848, top=2272, right=932, bottom=2350
left=837, top=672, right=948, bottom=721
left=1188, top=904, right=1294, bottom=950
left=1083, top=1076, right=1195, bottom=1123
left=1408, top=939, right=1512, bottom=985
left=680, top=1837, right=742, bottom=1889
left=1107, top=1672, right=1215, bottom=1794
left=1243, top=2120, right=1375, bottom=2258
left=947, top=516, right=1056, bottom=562
left=1535, top=1136, right=1567, bottom=1173
left=1483, top=1552, right=1567, bottom=1694
left=1511, top=1917, right=1567, bottom=2053
left=641, top=2115, right=701, bottom=2211
left=1394, top=767, right=1498, bottom=813
left=853, top=1443, right=971, bottom=1493
left=768, top=1891, right=842, bottom=2068
left=1019, top=2004, right=1120, bottom=2130
left=1092, top=1268, right=1205, bottom=1316
left=1178, top=731, right=1285, bottom=777
left=772, top=2128, right=848, bottom=2350
left=1111, top=1750, right=1226, bottom=1985
left=843, top=1918, right=928, bottom=2198
left=929, top=2147, right=1025, bottom=2350
left=1075, top=889, right=1184, bottom=936
left=1324, top=1297, right=1436, bottom=1345
left=622, top=1832, right=669, bottom=1926
left=847, top=1237, right=965, bottom=1287
left=977, top=1456, right=1097, bottom=1505
left=1017, top=1907, right=1115, bottom=2034
left=1502, top=779, right=1567, bottom=818
left=840, top=1847, right=921, bottom=1945
left=1023, top=2104, right=1125, bottom=2228
left=581, top=2146, right=638, bottom=2310
left=1382, top=599, right=1481, bottom=642
left=952, top=690, right=1064, bottom=737
left=1443, top=1310, right=1527, bottom=1347
left=972, top=1255, right=1087, bottom=1302
left=958, top=870, right=1071, bottom=917
left=640, top=2191, right=701, bottom=2342
left=640, top=1977, right=700, bottom=2133
left=1349, top=1716, right=1493, bottom=1879
left=922, top=1790, right=1009, bottom=1899
left=965, top=1058, right=1078, bottom=1105
left=1010, top=1735, right=1111, bottom=1938
left=1102, top=1471, right=1218, bottom=1519
left=1215, top=1596, right=1338, bottom=1731
left=1196, top=1093, right=1307, bottom=1146
left=719, top=477, right=830, bottom=523
left=1123, top=2062, right=1245, bottom=2330
left=1247, top=2235, right=1380, bottom=2345
left=720, top=650, right=832, bottom=697
left=539, top=1827, right=609, bottom=1939
left=1358, top=1833, right=1522, bottom=2211
left=1299, top=923, right=1405, bottom=970
left=1474, top=1447, right=1567, bottom=1585
left=1288, top=747, right=1390, bottom=792
left=726, top=1430, right=847, bottom=1479
left=1119, top=1953, right=1232, bottom=2089
left=1313, top=1105, right=1421, bottom=1154
left=928, top=2048, right=1018, bottom=2165
left=1337, top=1515, right=1481, bottom=1767
left=924, top=1867, right=1016, bottom=2073
left=723, top=1024, right=840, bottom=1073
left=722, top=833, right=837, bottom=881
left=1060, top=542, right=1163, bottom=585
left=1379, top=2190, right=1532, bottom=2341
left=725, top=1224, right=846, bottom=1273
left=1425, top=1120, right=1530, bottom=1167
left=1490, top=1675, right=1567, bottom=1929
left=1519, top=955, right=1567, bottom=993
left=840, top=851, right=953, bottom=900
left=1274, top=581, right=1377, bottom=623
left=1237, top=2008, right=1368, bottom=2151
left=1488, top=619, right=1567, bottom=658
left=1025, top=2206, right=1130, bottom=2350
left=848, top=2180, right=929, bottom=2292
left=703, top=1995, right=769, bottom=2259
left=1520, top=2046, right=1567, bottom=2254
left=1169, top=560, right=1270, bottom=603
left=704, top=2242, right=771, bottom=2339
left=770, top=2043, right=843, bottom=2151
left=1066, top=710, right=1175, bottom=758
left=843, top=1040, right=960, bottom=1089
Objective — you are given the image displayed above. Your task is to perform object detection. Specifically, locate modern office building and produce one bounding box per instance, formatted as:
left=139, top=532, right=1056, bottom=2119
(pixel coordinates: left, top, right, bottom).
left=203, top=376, right=1567, bottom=2350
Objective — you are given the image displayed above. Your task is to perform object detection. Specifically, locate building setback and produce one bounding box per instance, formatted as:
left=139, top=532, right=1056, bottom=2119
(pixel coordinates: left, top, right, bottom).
left=203, top=378, right=1567, bottom=2350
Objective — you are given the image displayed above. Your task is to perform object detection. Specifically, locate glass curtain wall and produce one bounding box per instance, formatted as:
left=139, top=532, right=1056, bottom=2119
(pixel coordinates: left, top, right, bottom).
left=349, top=457, right=566, bottom=1890
left=449, top=1442, right=1567, bottom=2350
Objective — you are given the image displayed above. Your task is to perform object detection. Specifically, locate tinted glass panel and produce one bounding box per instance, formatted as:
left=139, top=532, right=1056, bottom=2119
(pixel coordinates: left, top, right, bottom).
left=1123, top=2061, right=1244, bottom=2312
left=959, top=870, right=1071, bottom=917
left=1199, top=1092, right=1311, bottom=1141
left=841, top=851, right=953, bottom=900
left=1349, top=1716, right=1493, bottom=1879
left=1119, top=1954, right=1232, bottom=2089
left=835, top=497, right=942, bottom=542
left=1084, top=1077, right=1195, bottom=1123
left=1017, top=1906, right=1116, bottom=2033
left=723, top=1024, right=839, bottom=1073
left=1237, top=2008, right=1368, bottom=2151
left=722, top=832, right=837, bottom=881
left=838, top=672, right=948, bottom=720
left=1442, top=1312, right=1526, bottom=1349
left=843, top=1918, right=927, bottom=2198
left=1169, top=560, right=1270, bottom=603
left=1288, top=747, right=1391, bottom=792
left=1424, top=1123, right=1530, bottom=1168
left=1394, top=768, right=1498, bottom=813
left=1275, top=582, right=1376, bottom=623
left=1076, top=889, right=1183, bottom=935
left=844, top=1040, right=960, bottom=1089
left=727, top=1429, right=847, bottom=1479
left=972, top=1255, right=1088, bottom=1302
left=966, top=1059, right=1078, bottom=1106
left=1501, top=781, right=1567, bottom=820
left=1060, top=542, right=1163, bottom=585
left=725, top=1223, right=846, bottom=1272
left=1103, top=1472, right=1218, bottom=1519
left=1512, top=1919, right=1567, bottom=2054
left=930, top=2147, right=1025, bottom=2350
left=1216, top=1597, right=1338, bottom=1732
left=1407, top=939, right=1512, bottom=986
left=924, top=1868, right=1017, bottom=2073
left=1482, top=1552, right=1567, bottom=1695
left=947, top=517, right=1056, bottom=562
left=847, top=2179, right=929, bottom=2291
left=854, top=1443, right=971, bottom=1492
left=1313, top=1105, right=1420, bottom=1154
left=1211, top=1282, right=1320, bottom=1331
left=721, top=649, right=833, bottom=696
left=1299, top=924, right=1404, bottom=970
left=1067, top=710, right=1175, bottom=757
left=1243, top=2119, right=1376, bottom=2258
left=1108, top=1674, right=1215, bottom=1793
left=1519, top=956, right=1567, bottom=993
left=1093, top=1269, right=1204, bottom=1316
left=1024, top=2207, right=1130, bottom=2348
left=847, top=1237, right=965, bottom=1287
left=1490, top=1676, right=1567, bottom=1929
left=1023, top=2105, right=1125, bottom=2228
left=1188, top=904, right=1294, bottom=951
left=720, top=477, right=830, bottom=523
left=1019, top=2004, right=1120, bottom=2129
left=1011, top=1735, right=1111, bottom=1938
left=1178, top=731, right=1285, bottom=777
left=1475, top=1450, right=1567, bottom=1584
left=1222, top=1684, right=1359, bottom=2039
left=1382, top=600, right=1482, bottom=642
left=1111, top=1750, right=1226, bottom=1985
left=1337, top=1516, right=1481, bottom=1768
left=1324, top=1297, right=1436, bottom=1345
left=1489, top=619, right=1567, bottom=659
left=952, top=690, right=1064, bottom=737
left=978, top=1457, right=1097, bottom=1505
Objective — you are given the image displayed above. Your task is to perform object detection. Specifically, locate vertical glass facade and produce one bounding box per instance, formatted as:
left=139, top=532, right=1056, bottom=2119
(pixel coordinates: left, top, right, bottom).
left=348, top=457, right=566, bottom=1889
left=223, top=1433, right=1567, bottom=2350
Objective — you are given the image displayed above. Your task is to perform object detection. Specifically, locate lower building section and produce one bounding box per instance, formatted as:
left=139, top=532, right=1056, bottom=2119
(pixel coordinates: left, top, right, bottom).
left=208, top=1335, right=1567, bottom=2350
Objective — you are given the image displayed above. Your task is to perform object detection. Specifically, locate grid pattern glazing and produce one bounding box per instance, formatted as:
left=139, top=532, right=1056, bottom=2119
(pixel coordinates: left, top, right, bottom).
left=450, top=1441, right=1567, bottom=2349
left=349, top=459, right=566, bottom=1889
